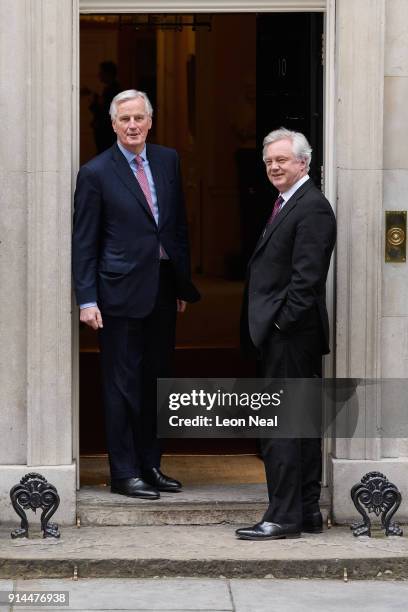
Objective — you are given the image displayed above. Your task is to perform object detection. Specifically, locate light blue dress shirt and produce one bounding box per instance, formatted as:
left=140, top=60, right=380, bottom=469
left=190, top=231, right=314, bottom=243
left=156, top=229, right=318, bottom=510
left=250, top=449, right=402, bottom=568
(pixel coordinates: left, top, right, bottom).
left=117, top=141, right=159, bottom=224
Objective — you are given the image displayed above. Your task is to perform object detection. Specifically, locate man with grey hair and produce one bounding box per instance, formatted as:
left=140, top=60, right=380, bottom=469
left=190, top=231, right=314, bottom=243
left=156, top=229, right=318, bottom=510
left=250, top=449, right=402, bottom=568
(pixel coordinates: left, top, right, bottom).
left=73, top=90, right=199, bottom=499
left=237, top=127, right=336, bottom=540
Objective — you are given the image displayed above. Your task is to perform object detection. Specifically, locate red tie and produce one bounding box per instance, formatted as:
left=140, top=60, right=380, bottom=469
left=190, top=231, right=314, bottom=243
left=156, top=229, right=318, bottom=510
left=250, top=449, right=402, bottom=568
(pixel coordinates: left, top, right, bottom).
left=268, top=195, right=284, bottom=225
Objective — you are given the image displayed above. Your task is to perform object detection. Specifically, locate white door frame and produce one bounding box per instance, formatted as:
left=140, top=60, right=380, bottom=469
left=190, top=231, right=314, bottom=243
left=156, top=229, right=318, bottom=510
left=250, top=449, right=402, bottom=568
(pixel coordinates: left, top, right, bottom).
left=72, top=0, right=336, bottom=487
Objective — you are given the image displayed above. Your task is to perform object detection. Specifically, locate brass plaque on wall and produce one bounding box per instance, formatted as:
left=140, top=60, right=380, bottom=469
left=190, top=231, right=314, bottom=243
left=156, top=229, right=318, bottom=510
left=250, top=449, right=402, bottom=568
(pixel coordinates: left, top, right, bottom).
left=385, top=211, right=406, bottom=263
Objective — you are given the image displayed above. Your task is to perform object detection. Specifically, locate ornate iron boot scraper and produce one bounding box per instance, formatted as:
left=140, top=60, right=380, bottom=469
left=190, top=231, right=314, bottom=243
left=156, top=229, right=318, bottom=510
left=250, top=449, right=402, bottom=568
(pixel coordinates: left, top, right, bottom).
left=10, top=473, right=60, bottom=539
left=350, top=471, right=402, bottom=537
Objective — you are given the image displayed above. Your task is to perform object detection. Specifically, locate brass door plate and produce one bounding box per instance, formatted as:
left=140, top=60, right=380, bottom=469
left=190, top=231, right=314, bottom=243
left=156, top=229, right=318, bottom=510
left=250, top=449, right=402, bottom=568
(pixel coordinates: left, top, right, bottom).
left=385, top=211, right=406, bottom=263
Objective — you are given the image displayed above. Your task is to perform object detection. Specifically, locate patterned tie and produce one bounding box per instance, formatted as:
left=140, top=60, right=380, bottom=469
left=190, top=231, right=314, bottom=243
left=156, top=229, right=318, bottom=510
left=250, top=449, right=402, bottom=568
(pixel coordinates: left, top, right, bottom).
left=268, top=195, right=284, bottom=225
left=134, top=154, right=167, bottom=258
left=135, top=154, right=156, bottom=220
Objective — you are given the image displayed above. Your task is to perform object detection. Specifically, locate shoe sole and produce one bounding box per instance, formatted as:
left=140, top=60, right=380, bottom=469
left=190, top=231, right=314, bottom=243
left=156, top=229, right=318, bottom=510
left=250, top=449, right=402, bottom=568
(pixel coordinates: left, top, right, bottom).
left=302, top=528, right=323, bottom=534
left=237, top=533, right=301, bottom=540
left=111, top=488, right=160, bottom=500
left=156, top=487, right=182, bottom=493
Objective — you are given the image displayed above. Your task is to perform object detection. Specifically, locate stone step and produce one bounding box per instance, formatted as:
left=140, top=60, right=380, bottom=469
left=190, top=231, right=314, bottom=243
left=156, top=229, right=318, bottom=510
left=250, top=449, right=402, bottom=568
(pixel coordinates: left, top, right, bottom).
left=77, top=484, right=330, bottom=526
left=1, top=524, right=407, bottom=580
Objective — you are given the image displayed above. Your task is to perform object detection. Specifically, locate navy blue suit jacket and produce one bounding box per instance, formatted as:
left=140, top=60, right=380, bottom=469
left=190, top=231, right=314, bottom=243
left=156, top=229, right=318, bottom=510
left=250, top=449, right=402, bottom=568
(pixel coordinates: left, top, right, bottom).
left=72, top=143, right=199, bottom=317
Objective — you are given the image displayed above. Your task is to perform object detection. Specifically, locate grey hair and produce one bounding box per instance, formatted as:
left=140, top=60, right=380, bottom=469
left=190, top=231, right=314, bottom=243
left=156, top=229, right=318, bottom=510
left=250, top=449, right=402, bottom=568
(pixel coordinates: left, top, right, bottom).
left=262, top=127, right=312, bottom=171
left=109, top=89, right=153, bottom=120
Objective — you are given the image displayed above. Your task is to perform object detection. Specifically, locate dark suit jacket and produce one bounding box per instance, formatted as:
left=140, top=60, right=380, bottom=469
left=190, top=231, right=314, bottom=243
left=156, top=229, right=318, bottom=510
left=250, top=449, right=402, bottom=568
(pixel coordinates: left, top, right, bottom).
left=72, top=143, right=199, bottom=317
left=242, top=178, right=336, bottom=354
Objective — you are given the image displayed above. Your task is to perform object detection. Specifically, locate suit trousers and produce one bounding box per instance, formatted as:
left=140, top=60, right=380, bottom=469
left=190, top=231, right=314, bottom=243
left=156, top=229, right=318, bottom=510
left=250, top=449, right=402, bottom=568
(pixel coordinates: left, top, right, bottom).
left=259, top=320, right=323, bottom=527
left=98, top=261, right=177, bottom=480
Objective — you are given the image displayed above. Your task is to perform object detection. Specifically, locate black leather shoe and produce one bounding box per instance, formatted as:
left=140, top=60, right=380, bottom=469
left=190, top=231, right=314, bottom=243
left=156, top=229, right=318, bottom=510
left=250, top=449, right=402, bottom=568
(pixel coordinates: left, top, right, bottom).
left=111, top=477, right=160, bottom=499
left=142, top=468, right=182, bottom=492
left=302, top=511, right=323, bottom=533
left=235, top=521, right=301, bottom=540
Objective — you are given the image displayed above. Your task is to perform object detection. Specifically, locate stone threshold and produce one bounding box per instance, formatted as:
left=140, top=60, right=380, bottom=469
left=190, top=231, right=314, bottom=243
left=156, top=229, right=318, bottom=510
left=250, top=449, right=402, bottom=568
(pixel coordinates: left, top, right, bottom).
left=77, top=484, right=330, bottom=526
left=1, top=525, right=408, bottom=580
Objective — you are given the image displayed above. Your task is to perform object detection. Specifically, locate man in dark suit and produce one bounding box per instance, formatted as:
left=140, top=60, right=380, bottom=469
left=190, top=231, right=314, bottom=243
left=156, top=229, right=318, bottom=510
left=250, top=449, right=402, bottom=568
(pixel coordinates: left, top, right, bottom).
left=236, top=128, right=336, bottom=540
left=72, top=89, right=199, bottom=499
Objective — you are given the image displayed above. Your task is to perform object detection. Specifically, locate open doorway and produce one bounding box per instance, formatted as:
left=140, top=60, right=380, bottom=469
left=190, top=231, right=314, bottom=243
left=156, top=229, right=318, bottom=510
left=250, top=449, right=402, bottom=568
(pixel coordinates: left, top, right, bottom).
left=78, top=12, right=324, bottom=483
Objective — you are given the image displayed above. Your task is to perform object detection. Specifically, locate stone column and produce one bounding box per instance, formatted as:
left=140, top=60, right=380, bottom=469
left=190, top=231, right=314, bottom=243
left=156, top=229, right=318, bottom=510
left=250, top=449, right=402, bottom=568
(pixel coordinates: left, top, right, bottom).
left=381, top=0, right=408, bottom=474
left=0, top=0, right=76, bottom=523
left=332, top=0, right=408, bottom=522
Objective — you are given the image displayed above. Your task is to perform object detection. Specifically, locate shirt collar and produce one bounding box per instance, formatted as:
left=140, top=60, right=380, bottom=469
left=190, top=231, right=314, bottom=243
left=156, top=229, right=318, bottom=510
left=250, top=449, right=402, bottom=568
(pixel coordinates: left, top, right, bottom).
left=281, top=174, right=309, bottom=203
left=117, top=140, right=147, bottom=164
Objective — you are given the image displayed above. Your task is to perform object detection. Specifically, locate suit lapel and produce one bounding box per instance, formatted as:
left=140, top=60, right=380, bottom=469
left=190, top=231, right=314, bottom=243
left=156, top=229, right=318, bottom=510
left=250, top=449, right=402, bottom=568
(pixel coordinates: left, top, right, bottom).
left=111, top=144, right=155, bottom=221
left=146, top=144, right=167, bottom=228
left=250, top=178, right=314, bottom=262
